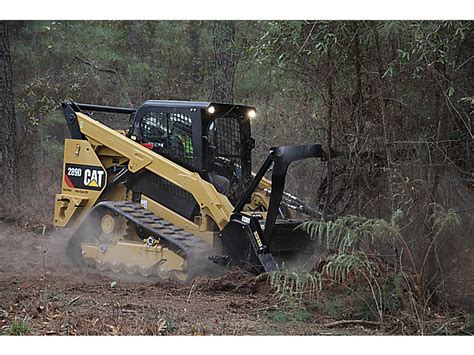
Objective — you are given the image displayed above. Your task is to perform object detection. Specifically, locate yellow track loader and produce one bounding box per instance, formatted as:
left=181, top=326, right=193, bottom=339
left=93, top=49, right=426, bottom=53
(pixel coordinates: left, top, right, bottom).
left=54, top=100, right=326, bottom=282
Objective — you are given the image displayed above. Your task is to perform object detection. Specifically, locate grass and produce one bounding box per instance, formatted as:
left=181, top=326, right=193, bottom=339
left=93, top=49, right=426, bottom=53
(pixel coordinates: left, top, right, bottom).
left=458, top=314, right=474, bottom=335
left=266, top=310, right=292, bottom=323
left=311, top=296, right=346, bottom=320
left=165, top=320, right=175, bottom=333
left=3, top=318, right=32, bottom=336
left=266, top=308, right=312, bottom=323
left=293, top=308, right=312, bottom=322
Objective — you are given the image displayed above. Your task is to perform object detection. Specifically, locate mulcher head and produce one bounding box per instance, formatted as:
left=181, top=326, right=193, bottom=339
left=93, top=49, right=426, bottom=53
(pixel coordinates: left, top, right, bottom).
left=220, top=144, right=326, bottom=273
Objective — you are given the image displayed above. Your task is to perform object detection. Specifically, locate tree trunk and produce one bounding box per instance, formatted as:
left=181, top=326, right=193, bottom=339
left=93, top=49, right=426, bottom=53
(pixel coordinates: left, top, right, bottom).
left=211, top=21, right=237, bottom=103
left=323, top=43, right=335, bottom=217
left=373, top=22, right=394, bottom=202
left=0, top=21, right=17, bottom=206
left=352, top=22, right=364, bottom=213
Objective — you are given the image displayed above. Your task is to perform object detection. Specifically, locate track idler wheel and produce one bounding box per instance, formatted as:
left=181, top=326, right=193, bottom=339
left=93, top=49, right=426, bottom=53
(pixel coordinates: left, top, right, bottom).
left=124, top=264, right=138, bottom=275
left=156, top=265, right=171, bottom=281
left=95, top=260, right=110, bottom=271
left=138, top=265, right=155, bottom=277
left=110, top=262, right=123, bottom=273
left=171, top=270, right=191, bottom=283
left=155, top=260, right=192, bottom=283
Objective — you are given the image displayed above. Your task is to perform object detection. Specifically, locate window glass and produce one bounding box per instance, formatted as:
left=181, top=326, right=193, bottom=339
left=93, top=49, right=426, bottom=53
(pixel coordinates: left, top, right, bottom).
left=207, top=116, right=243, bottom=201
left=141, top=111, right=194, bottom=165
left=208, top=117, right=241, bottom=158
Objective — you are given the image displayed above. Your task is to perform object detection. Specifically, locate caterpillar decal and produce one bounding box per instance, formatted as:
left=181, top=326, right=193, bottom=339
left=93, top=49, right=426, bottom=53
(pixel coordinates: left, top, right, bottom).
left=64, top=163, right=106, bottom=191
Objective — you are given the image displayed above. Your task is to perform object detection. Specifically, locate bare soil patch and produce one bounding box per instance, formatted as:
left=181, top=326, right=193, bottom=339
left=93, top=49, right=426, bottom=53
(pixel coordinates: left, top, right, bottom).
left=0, top=222, right=385, bottom=335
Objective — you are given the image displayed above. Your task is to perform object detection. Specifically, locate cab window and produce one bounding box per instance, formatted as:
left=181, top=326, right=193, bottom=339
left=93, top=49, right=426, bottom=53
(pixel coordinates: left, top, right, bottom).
left=140, top=111, right=194, bottom=166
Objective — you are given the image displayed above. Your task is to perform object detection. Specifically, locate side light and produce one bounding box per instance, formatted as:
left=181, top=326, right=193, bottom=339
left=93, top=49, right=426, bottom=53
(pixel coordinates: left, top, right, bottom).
left=207, top=106, right=215, bottom=114
left=248, top=109, right=256, bottom=118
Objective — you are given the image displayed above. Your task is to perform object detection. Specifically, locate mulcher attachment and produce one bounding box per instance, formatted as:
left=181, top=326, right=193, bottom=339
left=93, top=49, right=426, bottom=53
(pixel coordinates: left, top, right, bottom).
left=219, top=212, right=279, bottom=274
left=220, top=144, right=326, bottom=273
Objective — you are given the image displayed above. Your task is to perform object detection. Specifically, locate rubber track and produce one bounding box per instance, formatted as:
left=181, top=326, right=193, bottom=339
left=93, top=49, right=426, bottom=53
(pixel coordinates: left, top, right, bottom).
left=96, top=200, right=213, bottom=260
left=66, top=200, right=214, bottom=278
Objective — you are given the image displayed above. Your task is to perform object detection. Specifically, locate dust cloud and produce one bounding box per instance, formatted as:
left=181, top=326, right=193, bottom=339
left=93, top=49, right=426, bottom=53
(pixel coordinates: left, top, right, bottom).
left=0, top=223, right=72, bottom=276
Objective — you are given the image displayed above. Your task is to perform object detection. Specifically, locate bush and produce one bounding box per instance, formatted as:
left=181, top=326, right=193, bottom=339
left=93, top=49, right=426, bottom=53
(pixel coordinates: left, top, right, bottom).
left=266, top=206, right=462, bottom=332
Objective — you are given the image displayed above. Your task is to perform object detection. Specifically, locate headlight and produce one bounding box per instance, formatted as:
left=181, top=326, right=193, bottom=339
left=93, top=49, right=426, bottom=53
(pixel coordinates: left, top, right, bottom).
left=207, top=106, right=215, bottom=114
left=248, top=109, right=256, bottom=118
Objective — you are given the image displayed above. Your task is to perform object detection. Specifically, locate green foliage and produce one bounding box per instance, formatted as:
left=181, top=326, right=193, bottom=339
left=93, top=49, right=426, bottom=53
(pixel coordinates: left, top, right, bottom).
left=429, top=203, right=461, bottom=234
left=265, top=310, right=292, bottom=323
left=394, top=271, right=404, bottom=301
left=353, top=284, right=402, bottom=321
left=462, top=314, right=474, bottom=335
left=268, top=205, right=461, bottom=326
left=165, top=319, right=176, bottom=333
left=267, top=271, right=321, bottom=301
left=38, top=111, right=65, bottom=162
left=300, top=214, right=400, bottom=253
left=353, top=295, right=379, bottom=321
left=322, top=253, right=372, bottom=283
left=3, top=319, right=31, bottom=336
left=314, top=296, right=346, bottom=319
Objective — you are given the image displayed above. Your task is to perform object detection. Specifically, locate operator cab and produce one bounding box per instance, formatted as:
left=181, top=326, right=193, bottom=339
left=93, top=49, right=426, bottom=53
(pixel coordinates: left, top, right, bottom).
left=127, top=100, right=256, bottom=206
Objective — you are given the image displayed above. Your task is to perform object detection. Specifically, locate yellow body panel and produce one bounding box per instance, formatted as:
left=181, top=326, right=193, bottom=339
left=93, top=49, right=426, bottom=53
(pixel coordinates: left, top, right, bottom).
left=54, top=194, right=88, bottom=227
left=82, top=241, right=185, bottom=273
left=54, top=139, right=107, bottom=227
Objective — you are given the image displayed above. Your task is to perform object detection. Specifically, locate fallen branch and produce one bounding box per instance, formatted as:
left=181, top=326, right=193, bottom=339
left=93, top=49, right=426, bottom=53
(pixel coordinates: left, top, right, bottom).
left=122, top=309, right=138, bottom=314
left=324, top=319, right=380, bottom=328
left=67, top=296, right=81, bottom=306
left=187, top=282, right=197, bottom=303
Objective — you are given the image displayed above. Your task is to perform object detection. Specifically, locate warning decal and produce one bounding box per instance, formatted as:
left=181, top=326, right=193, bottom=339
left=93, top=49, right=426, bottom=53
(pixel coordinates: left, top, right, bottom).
left=64, top=163, right=106, bottom=191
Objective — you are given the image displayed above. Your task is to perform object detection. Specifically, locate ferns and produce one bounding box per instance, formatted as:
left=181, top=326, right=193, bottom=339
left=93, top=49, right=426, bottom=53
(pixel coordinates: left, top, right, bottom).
left=322, top=253, right=372, bottom=283
left=267, top=271, right=322, bottom=301
left=270, top=214, right=398, bottom=304
left=429, top=203, right=461, bottom=234
left=268, top=253, right=372, bottom=301
left=268, top=207, right=461, bottom=328
left=299, top=214, right=400, bottom=253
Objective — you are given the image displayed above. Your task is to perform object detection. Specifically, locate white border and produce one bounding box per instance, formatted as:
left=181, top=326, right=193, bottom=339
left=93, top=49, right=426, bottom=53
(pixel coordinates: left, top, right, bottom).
left=1, top=336, right=473, bottom=355
left=1, top=0, right=473, bottom=20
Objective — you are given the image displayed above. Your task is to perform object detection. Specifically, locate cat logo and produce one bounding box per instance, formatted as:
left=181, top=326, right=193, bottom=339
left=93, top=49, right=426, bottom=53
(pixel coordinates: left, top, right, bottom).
left=83, top=169, right=105, bottom=188
left=64, top=163, right=106, bottom=191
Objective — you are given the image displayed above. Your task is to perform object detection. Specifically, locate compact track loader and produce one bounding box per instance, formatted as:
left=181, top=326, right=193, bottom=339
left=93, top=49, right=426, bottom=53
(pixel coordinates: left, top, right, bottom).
left=54, top=100, right=326, bottom=282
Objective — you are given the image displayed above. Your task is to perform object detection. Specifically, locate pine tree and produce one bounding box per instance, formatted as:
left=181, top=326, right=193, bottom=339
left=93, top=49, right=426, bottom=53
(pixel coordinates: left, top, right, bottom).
left=0, top=21, right=17, bottom=205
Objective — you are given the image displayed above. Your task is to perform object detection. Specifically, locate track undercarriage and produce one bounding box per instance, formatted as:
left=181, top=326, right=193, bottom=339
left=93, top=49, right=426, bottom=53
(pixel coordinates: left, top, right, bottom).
left=66, top=201, right=217, bottom=283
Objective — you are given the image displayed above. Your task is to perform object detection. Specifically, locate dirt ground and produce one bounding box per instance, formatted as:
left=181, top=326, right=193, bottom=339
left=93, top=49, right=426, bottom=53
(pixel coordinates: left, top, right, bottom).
left=0, top=222, right=388, bottom=336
